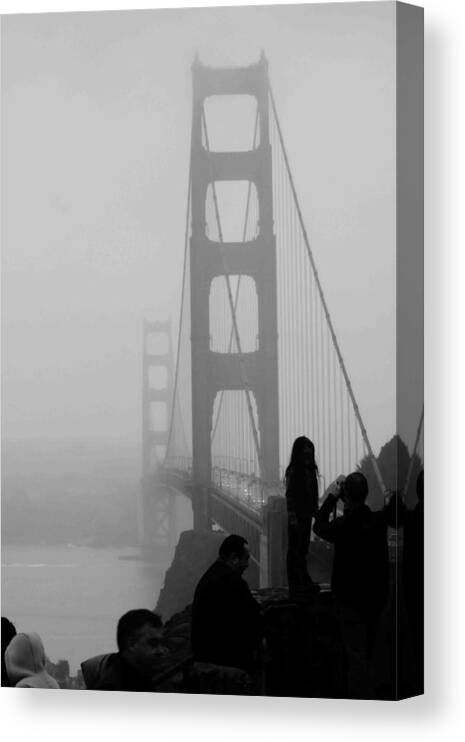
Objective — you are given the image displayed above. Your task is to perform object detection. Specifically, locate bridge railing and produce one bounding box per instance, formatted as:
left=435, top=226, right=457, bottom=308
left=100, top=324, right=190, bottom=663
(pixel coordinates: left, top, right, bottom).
left=164, top=454, right=285, bottom=513
left=160, top=463, right=288, bottom=588
left=212, top=467, right=264, bottom=512
left=164, top=455, right=193, bottom=474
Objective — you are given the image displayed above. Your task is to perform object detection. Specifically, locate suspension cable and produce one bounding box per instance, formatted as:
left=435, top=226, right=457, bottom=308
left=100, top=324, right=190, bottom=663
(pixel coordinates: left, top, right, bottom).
left=269, top=85, right=387, bottom=495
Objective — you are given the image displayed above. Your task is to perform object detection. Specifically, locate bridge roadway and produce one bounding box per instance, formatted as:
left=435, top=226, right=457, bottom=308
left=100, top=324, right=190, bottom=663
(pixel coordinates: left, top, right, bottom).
left=158, top=465, right=287, bottom=588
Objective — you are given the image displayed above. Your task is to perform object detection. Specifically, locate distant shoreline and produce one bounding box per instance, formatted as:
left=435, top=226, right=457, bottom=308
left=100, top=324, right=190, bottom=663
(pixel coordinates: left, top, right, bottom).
left=1, top=539, right=140, bottom=549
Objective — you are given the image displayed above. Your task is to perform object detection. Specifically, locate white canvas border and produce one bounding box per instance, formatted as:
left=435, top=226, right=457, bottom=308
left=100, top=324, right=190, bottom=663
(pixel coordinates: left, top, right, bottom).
left=1, top=0, right=464, bottom=740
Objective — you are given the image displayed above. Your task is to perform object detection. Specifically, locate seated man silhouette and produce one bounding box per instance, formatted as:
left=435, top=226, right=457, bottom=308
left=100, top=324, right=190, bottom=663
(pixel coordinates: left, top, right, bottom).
left=191, top=534, right=262, bottom=674
left=81, top=609, right=165, bottom=692
left=313, top=472, right=394, bottom=698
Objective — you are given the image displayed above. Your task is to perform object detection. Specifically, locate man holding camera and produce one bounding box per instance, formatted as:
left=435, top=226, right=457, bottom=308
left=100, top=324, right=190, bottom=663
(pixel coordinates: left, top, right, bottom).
left=313, top=472, right=393, bottom=698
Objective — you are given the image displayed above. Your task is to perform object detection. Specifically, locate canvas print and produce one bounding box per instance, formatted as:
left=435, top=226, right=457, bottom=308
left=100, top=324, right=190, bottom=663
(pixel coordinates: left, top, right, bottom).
left=1, top=2, right=423, bottom=700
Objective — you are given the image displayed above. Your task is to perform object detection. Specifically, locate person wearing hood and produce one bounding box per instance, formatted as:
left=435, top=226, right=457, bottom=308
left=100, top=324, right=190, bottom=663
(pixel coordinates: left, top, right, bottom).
left=5, top=632, right=60, bottom=689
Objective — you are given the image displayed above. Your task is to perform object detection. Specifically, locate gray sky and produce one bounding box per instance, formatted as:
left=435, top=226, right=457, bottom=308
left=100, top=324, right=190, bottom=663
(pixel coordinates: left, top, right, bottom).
left=1, top=3, right=415, bottom=456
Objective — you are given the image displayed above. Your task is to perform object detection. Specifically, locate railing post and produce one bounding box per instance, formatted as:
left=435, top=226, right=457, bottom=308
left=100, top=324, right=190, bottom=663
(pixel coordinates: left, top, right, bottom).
left=263, top=495, right=287, bottom=587
left=259, top=530, right=269, bottom=588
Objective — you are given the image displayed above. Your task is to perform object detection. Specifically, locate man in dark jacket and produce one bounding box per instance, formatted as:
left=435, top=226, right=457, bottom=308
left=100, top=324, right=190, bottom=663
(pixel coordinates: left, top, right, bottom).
left=313, top=472, right=395, bottom=698
left=81, top=609, right=165, bottom=691
left=191, top=535, right=262, bottom=673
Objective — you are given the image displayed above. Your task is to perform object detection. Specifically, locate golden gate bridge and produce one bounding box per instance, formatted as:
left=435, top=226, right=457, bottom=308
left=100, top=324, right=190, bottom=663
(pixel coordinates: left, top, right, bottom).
left=140, top=53, right=424, bottom=587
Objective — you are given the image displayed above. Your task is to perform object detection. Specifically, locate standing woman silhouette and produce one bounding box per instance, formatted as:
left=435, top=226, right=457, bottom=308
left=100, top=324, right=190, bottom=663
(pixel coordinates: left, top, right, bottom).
left=285, top=436, right=320, bottom=595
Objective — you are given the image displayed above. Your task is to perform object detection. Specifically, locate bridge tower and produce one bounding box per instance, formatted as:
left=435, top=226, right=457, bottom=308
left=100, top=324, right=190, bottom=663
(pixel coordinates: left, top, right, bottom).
left=190, top=54, right=280, bottom=530
left=140, top=319, right=176, bottom=551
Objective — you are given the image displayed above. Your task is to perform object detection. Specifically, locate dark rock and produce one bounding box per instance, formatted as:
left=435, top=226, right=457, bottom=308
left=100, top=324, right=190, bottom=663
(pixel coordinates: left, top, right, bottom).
left=154, top=530, right=347, bottom=697
left=156, top=529, right=225, bottom=621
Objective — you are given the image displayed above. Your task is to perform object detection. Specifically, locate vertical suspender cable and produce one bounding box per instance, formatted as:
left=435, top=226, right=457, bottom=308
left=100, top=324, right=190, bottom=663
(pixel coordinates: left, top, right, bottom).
left=321, top=310, right=326, bottom=478
left=347, top=389, right=352, bottom=471
left=339, top=376, right=346, bottom=471
left=317, top=304, right=322, bottom=475
left=295, top=214, right=300, bottom=437
left=299, top=219, right=304, bottom=436
left=305, top=232, right=311, bottom=441
left=315, top=293, right=321, bottom=468
left=333, top=343, right=338, bottom=475
left=326, top=324, right=332, bottom=481
left=275, top=121, right=284, bottom=465
left=284, top=139, right=291, bottom=463
left=311, top=272, right=317, bottom=444
left=287, top=160, right=294, bottom=439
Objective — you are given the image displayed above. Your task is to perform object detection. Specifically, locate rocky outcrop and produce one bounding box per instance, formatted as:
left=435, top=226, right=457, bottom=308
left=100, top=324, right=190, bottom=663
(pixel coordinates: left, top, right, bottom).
left=155, top=529, right=225, bottom=621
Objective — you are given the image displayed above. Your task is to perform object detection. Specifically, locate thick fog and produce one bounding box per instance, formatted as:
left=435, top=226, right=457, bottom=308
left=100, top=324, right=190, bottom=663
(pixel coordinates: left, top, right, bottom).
left=2, top=4, right=422, bottom=519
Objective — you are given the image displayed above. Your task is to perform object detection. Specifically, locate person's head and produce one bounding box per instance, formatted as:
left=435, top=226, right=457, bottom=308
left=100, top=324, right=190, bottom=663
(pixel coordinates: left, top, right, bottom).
left=117, top=610, right=164, bottom=674
left=286, top=436, right=317, bottom=476
left=4, top=632, right=47, bottom=685
left=4, top=632, right=60, bottom=689
left=416, top=470, right=424, bottom=504
left=342, top=472, right=369, bottom=509
left=218, top=534, right=250, bottom=575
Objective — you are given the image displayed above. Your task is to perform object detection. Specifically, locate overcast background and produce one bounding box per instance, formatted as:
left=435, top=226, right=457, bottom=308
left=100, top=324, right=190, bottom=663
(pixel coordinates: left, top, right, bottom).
left=0, top=2, right=407, bottom=457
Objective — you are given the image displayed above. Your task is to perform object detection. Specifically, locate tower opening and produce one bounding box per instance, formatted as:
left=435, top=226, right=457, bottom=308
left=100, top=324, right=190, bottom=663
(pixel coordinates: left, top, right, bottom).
left=209, top=274, right=258, bottom=353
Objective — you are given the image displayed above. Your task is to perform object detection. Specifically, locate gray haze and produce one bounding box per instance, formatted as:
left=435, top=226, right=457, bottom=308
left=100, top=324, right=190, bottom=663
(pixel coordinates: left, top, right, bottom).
left=2, top=3, right=415, bottom=457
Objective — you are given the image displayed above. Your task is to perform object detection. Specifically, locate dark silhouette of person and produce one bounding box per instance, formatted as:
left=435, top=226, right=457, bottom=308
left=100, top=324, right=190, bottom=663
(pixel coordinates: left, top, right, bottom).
left=402, top=470, right=424, bottom=693
left=1, top=617, right=17, bottom=687
left=285, top=436, right=320, bottom=595
left=191, top=534, right=262, bottom=673
left=313, top=471, right=394, bottom=698
left=81, top=609, right=165, bottom=691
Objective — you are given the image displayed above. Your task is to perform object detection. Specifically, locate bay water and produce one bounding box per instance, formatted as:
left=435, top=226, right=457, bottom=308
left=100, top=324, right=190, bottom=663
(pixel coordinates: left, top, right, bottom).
left=1, top=544, right=168, bottom=674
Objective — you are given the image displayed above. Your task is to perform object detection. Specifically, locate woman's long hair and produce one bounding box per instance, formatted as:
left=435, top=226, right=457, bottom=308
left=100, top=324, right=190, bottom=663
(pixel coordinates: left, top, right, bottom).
left=285, top=435, right=318, bottom=484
